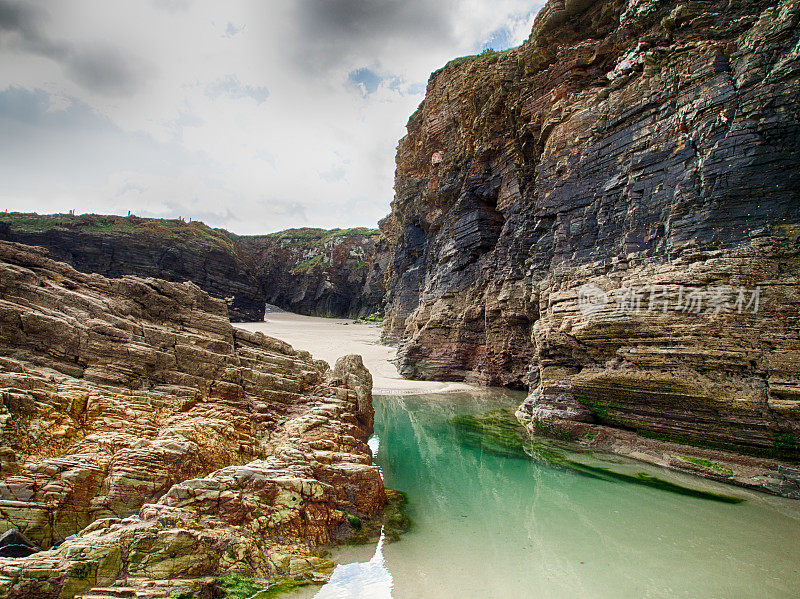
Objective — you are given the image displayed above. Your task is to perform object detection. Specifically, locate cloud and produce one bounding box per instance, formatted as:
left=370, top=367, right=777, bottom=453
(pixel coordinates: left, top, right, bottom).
left=319, top=164, right=347, bottom=183
left=295, top=0, right=450, bottom=39
left=65, top=46, right=151, bottom=96
left=0, top=0, right=34, bottom=31
left=0, top=0, right=546, bottom=233
left=284, top=0, right=453, bottom=73
left=0, top=0, right=151, bottom=96
left=152, top=0, right=194, bottom=12
left=0, top=1, right=58, bottom=55
left=0, top=85, right=206, bottom=190
left=205, top=74, right=269, bottom=104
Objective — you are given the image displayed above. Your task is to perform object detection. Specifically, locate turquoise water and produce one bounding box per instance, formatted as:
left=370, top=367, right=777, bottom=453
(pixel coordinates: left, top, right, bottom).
left=303, top=390, right=800, bottom=599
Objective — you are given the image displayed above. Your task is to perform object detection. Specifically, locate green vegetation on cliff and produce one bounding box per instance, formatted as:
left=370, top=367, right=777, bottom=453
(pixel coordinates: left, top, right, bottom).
left=0, top=212, right=387, bottom=320
left=290, top=254, right=330, bottom=274
left=437, top=48, right=512, bottom=74
left=0, top=212, right=236, bottom=250
left=266, top=227, right=380, bottom=244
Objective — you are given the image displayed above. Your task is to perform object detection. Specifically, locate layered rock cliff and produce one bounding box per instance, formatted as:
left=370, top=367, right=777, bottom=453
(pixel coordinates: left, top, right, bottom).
left=381, top=0, right=800, bottom=461
left=0, top=214, right=265, bottom=322
left=240, top=228, right=387, bottom=318
left=0, top=240, right=385, bottom=598
left=0, top=215, right=386, bottom=321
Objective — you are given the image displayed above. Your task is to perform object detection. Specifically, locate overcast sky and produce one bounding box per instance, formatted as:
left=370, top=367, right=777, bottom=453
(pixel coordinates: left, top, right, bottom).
left=0, top=0, right=544, bottom=234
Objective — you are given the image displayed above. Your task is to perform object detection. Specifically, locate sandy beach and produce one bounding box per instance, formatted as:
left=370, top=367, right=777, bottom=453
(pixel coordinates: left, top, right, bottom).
left=236, top=311, right=475, bottom=395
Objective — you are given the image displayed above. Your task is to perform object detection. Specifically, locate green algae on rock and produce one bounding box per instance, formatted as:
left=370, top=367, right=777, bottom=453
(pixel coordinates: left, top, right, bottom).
left=451, top=408, right=745, bottom=503
left=343, top=489, right=412, bottom=546
left=249, top=578, right=316, bottom=599
left=450, top=409, right=534, bottom=459
left=217, top=573, right=264, bottom=599
left=215, top=573, right=315, bottom=599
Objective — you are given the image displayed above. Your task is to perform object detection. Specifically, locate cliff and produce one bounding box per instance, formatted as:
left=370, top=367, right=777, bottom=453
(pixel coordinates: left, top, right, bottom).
left=241, top=228, right=387, bottom=318
left=0, top=214, right=387, bottom=321
left=381, top=0, right=800, bottom=462
left=0, top=240, right=385, bottom=598
left=0, top=214, right=265, bottom=322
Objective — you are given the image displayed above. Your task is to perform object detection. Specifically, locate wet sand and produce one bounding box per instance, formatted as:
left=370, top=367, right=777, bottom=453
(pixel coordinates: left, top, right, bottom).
left=235, top=311, right=475, bottom=395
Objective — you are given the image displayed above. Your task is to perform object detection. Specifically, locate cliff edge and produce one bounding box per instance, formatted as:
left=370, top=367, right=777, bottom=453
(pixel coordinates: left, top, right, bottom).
left=0, top=215, right=386, bottom=321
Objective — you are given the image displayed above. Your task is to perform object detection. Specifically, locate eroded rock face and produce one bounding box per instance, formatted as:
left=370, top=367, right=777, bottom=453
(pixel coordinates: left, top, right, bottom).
left=0, top=215, right=266, bottom=323
left=0, top=216, right=389, bottom=322
left=0, top=240, right=385, bottom=598
left=240, top=228, right=388, bottom=318
left=382, top=0, right=800, bottom=459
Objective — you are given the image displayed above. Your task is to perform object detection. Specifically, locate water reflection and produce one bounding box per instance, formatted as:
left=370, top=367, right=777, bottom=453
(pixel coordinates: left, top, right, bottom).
left=313, top=532, right=393, bottom=599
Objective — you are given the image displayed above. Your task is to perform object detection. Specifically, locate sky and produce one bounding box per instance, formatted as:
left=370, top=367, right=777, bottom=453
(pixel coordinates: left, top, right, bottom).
left=0, top=0, right=545, bottom=234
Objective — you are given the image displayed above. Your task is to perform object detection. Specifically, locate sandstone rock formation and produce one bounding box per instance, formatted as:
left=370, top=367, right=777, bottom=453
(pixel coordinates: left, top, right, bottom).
left=0, top=215, right=387, bottom=321
left=381, top=0, right=800, bottom=463
left=0, top=240, right=385, bottom=598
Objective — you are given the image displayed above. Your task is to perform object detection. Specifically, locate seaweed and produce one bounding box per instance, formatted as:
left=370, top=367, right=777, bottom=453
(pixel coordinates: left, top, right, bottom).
left=345, top=489, right=411, bottom=545
left=450, top=409, right=745, bottom=504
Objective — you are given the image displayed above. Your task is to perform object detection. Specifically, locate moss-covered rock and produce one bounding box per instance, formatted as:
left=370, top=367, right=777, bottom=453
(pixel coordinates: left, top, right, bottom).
left=344, top=489, right=411, bottom=545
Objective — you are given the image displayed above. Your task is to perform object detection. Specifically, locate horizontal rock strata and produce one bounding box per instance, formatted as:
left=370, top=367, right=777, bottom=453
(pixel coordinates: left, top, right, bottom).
left=0, top=215, right=265, bottom=322
left=0, top=240, right=385, bottom=598
left=0, top=215, right=388, bottom=321
left=381, top=0, right=800, bottom=467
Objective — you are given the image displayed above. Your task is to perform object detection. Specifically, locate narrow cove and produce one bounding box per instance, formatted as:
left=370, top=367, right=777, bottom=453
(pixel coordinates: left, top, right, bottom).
left=238, top=315, right=800, bottom=598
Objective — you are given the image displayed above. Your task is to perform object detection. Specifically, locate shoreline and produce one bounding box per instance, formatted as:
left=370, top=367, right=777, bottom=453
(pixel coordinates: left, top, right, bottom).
left=240, top=311, right=800, bottom=500
left=236, top=312, right=477, bottom=395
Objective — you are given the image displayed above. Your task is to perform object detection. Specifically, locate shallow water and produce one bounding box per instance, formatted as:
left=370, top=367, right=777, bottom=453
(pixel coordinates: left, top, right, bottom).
left=296, top=390, right=800, bottom=599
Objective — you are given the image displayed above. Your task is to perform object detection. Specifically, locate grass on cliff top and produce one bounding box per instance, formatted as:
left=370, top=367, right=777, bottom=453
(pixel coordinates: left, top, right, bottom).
left=0, top=212, right=237, bottom=250
left=0, top=212, right=382, bottom=254
left=434, top=48, right=514, bottom=75
left=450, top=409, right=744, bottom=504
left=266, top=227, right=380, bottom=244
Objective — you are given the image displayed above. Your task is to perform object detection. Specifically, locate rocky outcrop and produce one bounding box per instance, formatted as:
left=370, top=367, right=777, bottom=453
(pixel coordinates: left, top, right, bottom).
left=0, top=215, right=388, bottom=321
left=381, top=0, right=800, bottom=461
left=0, top=240, right=385, bottom=598
left=240, top=228, right=387, bottom=318
left=0, top=214, right=265, bottom=322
